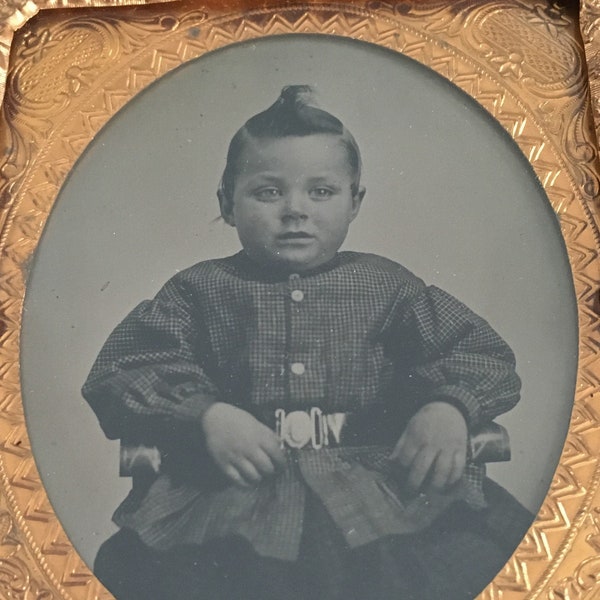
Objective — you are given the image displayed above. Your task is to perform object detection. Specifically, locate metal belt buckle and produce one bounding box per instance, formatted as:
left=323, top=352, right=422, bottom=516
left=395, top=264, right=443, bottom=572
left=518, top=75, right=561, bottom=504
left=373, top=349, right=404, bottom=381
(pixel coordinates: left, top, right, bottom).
left=275, top=408, right=346, bottom=449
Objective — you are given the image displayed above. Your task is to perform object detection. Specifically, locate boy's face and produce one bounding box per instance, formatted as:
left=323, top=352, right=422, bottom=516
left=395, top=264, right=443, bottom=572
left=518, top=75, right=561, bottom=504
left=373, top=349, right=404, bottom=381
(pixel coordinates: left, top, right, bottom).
left=220, top=134, right=365, bottom=273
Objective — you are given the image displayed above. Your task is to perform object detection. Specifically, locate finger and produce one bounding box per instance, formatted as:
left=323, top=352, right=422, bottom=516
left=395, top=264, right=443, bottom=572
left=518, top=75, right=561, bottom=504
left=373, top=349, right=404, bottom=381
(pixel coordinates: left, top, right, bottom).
left=388, top=431, right=406, bottom=462
left=447, top=451, right=466, bottom=487
left=407, top=448, right=438, bottom=491
left=235, top=458, right=263, bottom=485
left=249, top=448, right=276, bottom=477
left=429, top=451, right=454, bottom=490
left=392, top=436, right=422, bottom=469
left=260, top=436, right=287, bottom=469
left=223, top=465, right=250, bottom=488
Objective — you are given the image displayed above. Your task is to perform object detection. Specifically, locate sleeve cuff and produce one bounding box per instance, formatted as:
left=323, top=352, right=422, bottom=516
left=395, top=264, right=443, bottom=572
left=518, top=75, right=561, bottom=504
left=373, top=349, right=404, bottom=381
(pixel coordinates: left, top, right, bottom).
left=170, top=382, right=218, bottom=423
left=427, top=386, right=483, bottom=429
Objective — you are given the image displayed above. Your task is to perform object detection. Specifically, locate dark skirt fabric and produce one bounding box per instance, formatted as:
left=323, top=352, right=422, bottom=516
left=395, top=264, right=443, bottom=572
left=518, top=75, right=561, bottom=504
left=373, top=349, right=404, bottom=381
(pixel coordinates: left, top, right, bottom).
left=95, top=478, right=534, bottom=600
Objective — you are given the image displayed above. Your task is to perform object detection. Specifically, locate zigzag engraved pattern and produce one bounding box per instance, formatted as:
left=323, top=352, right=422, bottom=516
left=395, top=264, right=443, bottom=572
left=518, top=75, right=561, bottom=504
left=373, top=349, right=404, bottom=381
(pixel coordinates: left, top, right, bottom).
left=0, top=2, right=598, bottom=599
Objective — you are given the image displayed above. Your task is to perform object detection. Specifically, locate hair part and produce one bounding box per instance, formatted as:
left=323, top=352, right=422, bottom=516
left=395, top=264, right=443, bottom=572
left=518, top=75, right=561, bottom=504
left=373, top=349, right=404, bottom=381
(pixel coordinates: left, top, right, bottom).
left=218, top=85, right=362, bottom=209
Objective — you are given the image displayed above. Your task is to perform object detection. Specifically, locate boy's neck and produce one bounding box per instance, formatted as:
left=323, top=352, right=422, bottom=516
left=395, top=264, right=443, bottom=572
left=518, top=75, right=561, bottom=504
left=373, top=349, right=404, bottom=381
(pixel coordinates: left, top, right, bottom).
left=234, top=250, right=342, bottom=281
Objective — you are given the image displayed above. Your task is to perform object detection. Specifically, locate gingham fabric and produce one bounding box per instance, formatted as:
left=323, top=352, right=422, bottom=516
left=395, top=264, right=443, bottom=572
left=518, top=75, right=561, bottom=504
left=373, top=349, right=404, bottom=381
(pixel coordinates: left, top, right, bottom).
left=82, top=251, right=520, bottom=560
left=94, top=482, right=534, bottom=600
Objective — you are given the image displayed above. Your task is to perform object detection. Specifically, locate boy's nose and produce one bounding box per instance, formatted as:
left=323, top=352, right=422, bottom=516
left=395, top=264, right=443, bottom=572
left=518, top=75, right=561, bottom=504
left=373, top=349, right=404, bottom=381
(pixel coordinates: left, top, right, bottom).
left=281, top=192, right=308, bottom=220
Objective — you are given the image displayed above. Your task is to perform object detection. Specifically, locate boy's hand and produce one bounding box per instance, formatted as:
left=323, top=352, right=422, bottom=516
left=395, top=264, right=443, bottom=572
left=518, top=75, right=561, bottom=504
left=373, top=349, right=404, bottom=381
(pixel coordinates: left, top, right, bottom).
left=389, top=401, right=467, bottom=492
left=202, top=403, right=286, bottom=488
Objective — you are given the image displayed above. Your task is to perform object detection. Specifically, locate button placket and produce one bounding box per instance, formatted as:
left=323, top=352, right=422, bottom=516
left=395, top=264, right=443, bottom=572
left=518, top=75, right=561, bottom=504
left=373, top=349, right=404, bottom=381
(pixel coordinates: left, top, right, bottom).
left=288, top=272, right=305, bottom=303
left=287, top=273, right=307, bottom=383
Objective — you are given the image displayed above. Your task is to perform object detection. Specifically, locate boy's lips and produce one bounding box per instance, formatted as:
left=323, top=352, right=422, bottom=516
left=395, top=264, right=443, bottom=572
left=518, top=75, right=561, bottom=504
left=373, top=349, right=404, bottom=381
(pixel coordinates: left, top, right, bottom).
left=277, top=232, right=314, bottom=240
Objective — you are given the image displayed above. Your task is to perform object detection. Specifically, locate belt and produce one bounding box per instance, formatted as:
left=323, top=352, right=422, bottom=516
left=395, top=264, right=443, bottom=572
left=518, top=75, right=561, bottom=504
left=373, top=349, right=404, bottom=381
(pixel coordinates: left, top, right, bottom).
left=275, top=407, right=349, bottom=449
left=273, top=407, right=510, bottom=463
left=118, top=407, right=511, bottom=476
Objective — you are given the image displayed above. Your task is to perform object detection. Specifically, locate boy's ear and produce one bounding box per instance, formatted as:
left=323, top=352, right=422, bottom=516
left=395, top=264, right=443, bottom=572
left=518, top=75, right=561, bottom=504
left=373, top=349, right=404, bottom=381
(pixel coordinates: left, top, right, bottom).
left=350, top=186, right=366, bottom=221
left=217, top=188, right=235, bottom=226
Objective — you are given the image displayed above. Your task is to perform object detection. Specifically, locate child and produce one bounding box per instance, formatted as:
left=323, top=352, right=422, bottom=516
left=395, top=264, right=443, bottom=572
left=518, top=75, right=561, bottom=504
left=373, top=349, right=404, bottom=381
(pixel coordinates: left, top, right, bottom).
left=83, top=86, right=533, bottom=600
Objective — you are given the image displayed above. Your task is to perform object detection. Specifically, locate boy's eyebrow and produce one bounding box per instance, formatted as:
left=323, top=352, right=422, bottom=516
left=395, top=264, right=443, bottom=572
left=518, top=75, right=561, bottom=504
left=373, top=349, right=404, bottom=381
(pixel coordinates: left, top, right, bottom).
left=242, top=173, right=283, bottom=184
left=305, top=175, right=344, bottom=186
left=242, top=173, right=346, bottom=186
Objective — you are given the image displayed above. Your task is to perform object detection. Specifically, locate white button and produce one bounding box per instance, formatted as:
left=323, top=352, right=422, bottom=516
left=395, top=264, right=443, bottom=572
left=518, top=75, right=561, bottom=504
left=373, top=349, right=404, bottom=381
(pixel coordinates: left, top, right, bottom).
left=289, top=273, right=300, bottom=281
left=291, top=289, right=304, bottom=302
left=290, top=362, right=305, bottom=375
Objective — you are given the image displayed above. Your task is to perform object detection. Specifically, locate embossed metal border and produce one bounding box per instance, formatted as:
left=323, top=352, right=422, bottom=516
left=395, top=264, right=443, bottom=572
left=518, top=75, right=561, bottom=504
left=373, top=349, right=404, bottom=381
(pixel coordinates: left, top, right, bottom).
left=0, top=1, right=599, bottom=598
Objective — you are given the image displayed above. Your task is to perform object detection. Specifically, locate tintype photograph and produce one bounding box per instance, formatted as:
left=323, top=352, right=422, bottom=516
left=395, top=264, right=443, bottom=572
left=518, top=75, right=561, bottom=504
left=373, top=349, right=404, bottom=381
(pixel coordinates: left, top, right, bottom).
left=19, top=35, right=578, bottom=599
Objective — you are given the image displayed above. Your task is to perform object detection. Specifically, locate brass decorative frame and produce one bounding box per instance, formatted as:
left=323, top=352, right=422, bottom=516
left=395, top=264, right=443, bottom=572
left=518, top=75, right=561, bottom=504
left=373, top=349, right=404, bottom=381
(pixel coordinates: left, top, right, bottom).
left=1, top=1, right=599, bottom=598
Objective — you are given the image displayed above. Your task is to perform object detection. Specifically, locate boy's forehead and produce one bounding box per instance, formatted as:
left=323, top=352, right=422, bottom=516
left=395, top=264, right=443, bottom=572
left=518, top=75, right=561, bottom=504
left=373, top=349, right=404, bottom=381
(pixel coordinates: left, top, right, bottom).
left=238, top=134, right=351, bottom=172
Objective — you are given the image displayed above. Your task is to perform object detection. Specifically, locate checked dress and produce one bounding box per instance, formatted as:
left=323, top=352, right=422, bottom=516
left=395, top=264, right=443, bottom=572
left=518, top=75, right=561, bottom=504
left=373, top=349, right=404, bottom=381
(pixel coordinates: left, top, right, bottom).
left=83, top=251, right=532, bottom=599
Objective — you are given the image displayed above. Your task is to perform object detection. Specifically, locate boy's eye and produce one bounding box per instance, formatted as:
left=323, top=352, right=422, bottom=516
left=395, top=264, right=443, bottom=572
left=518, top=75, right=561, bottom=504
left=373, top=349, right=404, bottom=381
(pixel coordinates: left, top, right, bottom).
left=309, top=187, right=335, bottom=200
left=253, top=187, right=282, bottom=202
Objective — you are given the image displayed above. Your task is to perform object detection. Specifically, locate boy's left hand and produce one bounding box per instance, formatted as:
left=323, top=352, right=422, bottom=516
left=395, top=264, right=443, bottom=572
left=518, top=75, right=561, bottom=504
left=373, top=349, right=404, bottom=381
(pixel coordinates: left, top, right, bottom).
left=389, top=401, right=468, bottom=492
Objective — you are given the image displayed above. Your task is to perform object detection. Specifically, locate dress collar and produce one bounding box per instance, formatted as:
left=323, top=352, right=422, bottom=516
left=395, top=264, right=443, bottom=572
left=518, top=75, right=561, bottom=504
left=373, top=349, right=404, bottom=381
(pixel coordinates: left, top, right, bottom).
left=227, top=251, right=343, bottom=282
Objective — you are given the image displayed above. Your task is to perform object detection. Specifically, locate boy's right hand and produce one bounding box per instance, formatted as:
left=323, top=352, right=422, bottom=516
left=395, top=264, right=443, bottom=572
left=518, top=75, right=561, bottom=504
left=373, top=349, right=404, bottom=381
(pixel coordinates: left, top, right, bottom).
left=202, top=402, right=286, bottom=488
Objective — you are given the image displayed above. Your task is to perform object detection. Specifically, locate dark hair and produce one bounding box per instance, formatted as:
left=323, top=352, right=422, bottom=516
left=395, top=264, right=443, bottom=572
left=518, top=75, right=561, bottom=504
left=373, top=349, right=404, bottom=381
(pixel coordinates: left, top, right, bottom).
left=219, top=85, right=362, bottom=203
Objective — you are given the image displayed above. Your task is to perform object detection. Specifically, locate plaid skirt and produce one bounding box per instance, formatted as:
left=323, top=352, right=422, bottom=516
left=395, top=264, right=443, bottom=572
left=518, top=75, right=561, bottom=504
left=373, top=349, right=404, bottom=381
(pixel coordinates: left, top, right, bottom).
left=95, top=478, right=533, bottom=600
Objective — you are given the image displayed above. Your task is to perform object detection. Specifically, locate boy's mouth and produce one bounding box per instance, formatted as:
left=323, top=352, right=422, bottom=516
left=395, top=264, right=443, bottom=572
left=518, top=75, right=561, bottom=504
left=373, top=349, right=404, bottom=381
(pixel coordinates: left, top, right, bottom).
left=278, top=232, right=314, bottom=240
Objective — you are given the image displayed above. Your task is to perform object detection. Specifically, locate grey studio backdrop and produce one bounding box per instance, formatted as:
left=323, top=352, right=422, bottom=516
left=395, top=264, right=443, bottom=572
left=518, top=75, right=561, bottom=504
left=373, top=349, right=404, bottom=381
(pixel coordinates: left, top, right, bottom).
left=21, top=35, right=577, bottom=568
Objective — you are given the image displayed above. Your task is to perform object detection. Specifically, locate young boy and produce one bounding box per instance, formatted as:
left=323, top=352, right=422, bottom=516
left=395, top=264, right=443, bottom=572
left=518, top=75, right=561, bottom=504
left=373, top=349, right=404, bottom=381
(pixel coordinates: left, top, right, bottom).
left=84, top=86, right=533, bottom=600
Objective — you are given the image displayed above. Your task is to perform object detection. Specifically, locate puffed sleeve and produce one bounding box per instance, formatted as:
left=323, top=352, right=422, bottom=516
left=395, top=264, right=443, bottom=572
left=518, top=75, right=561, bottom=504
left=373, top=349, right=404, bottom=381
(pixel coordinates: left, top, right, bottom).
left=392, top=285, right=521, bottom=430
left=81, top=274, right=219, bottom=447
